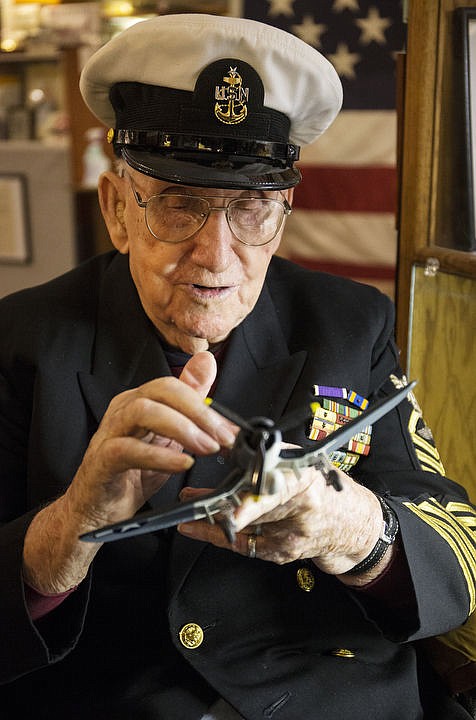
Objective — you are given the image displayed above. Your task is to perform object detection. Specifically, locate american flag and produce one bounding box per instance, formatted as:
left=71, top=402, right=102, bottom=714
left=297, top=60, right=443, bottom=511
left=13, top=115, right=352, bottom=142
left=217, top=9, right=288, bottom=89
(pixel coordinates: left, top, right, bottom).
left=241, top=0, right=406, bottom=297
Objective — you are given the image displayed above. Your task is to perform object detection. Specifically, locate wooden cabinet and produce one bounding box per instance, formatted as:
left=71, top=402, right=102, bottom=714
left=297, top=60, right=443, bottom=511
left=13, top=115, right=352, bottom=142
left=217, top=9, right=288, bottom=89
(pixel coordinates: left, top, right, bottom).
left=397, top=0, right=476, bottom=499
left=0, top=47, right=62, bottom=139
left=0, top=45, right=113, bottom=262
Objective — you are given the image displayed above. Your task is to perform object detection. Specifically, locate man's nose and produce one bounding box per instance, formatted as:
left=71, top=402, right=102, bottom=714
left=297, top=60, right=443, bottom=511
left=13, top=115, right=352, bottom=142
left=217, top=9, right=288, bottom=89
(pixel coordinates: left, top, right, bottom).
left=189, top=209, right=237, bottom=271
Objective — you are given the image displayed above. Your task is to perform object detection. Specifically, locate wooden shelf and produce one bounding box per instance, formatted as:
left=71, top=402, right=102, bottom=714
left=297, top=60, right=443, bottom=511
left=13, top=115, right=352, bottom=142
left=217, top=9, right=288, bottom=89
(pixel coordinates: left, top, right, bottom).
left=0, top=48, right=59, bottom=64
left=1, top=44, right=114, bottom=256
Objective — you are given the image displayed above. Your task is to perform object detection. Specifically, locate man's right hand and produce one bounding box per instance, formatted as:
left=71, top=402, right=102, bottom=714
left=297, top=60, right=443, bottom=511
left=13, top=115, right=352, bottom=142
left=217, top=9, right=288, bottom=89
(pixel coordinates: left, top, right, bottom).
left=22, top=351, right=236, bottom=594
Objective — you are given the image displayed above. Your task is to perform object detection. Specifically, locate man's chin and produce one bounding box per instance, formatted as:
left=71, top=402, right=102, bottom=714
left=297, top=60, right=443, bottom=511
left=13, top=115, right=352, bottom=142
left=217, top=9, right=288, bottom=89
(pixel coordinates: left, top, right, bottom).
left=164, top=325, right=231, bottom=355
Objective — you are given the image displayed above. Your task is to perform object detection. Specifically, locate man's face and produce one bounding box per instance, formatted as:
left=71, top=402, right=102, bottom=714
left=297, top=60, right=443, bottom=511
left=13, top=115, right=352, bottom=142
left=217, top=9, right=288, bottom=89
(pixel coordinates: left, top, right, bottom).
left=108, top=169, right=293, bottom=354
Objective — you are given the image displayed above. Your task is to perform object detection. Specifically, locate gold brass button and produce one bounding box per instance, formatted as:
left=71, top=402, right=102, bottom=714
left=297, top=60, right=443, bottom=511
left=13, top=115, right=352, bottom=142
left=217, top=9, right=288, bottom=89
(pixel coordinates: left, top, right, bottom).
left=179, top=623, right=204, bottom=649
left=296, top=566, right=315, bottom=592
left=331, top=648, right=356, bottom=658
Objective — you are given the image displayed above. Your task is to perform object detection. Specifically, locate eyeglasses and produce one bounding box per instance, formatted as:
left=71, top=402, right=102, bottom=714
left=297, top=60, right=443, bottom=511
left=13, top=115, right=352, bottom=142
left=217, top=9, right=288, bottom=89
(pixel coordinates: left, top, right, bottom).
left=125, top=173, right=292, bottom=246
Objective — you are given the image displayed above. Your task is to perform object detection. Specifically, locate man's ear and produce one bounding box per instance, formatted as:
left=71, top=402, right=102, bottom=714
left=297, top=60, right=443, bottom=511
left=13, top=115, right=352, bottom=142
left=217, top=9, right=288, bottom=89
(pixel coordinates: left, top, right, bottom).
left=98, top=171, right=129, bottom=253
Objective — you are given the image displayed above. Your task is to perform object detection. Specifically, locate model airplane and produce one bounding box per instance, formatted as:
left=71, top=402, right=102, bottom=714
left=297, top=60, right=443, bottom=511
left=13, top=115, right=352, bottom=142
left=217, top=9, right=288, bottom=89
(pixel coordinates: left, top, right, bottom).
left=80, top=380, right=416, bottom=544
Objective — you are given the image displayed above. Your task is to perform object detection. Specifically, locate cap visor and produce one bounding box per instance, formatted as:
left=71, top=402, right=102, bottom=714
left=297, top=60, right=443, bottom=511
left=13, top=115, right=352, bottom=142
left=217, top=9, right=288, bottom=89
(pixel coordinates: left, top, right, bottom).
left=122, top=148, right=301, bottom=190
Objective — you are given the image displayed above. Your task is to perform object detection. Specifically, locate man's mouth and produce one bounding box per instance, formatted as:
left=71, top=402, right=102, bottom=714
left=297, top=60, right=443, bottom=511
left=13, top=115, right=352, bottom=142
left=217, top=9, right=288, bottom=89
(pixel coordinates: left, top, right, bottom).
left=188, top=283, right=235, bottom=299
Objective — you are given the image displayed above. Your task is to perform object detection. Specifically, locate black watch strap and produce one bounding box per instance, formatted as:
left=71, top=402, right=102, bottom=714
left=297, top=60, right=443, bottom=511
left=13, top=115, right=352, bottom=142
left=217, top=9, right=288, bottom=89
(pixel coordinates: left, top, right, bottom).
left=344, top=495, right=399, bottom=576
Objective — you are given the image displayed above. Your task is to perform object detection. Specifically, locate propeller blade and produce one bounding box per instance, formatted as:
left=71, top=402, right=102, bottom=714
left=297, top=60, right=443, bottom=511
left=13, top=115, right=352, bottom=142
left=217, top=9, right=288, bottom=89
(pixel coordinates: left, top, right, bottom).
left=204, top=397, right=253, bottom=431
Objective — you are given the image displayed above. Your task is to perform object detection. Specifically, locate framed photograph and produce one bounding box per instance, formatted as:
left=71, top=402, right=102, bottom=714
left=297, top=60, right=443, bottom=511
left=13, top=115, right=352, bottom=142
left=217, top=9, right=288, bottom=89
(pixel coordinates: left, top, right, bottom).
left=457, top=7, right=476, bottom=250
left=0, top=174, right=31, bottom=264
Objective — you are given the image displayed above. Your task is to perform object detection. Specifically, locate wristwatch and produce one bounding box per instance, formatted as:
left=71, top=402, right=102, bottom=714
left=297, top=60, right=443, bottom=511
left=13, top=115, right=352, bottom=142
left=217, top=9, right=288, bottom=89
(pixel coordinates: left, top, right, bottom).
left=344, top=495, right=399, bottom=576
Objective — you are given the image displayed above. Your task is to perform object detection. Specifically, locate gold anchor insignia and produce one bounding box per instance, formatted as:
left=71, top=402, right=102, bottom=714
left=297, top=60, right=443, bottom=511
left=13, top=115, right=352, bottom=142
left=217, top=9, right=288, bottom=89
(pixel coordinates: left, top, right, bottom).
left=214, top=66, right=249, bottom=125
left=296, top=567, right=315, bottom=592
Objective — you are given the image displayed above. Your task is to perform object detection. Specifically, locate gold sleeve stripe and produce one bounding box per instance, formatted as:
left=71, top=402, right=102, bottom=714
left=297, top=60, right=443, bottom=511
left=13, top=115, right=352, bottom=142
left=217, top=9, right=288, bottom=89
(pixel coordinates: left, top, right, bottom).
left=405, top=499, right=476, bottom=612
left=446, top=502, right=476, bottom=530
left=404, top=498, right=476, bottom=614
left=447, top=502, right=476, bottom=514
left=416, top=500, right=476, bottom=568
left=411, top=433, right=443, bottom=461
left=405, top=501, right=476, bottom=581
left=415, top=449, right=446, bottom=475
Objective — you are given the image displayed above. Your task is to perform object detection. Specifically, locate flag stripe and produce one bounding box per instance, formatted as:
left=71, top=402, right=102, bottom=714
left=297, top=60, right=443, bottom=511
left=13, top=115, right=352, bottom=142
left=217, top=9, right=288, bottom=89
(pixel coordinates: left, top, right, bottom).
left=287, top=258, right=395, bottom=280
left=298, top=111, right=397, bottom=165
left=281, top=211, right=397, bottom=264
left=294, top=166, right=397, bottom=213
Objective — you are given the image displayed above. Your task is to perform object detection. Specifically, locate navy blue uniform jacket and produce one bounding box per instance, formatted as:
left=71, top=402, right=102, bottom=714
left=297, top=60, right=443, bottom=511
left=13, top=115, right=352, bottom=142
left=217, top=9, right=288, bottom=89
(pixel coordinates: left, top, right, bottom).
left=0, top=252, right=474, bottom=719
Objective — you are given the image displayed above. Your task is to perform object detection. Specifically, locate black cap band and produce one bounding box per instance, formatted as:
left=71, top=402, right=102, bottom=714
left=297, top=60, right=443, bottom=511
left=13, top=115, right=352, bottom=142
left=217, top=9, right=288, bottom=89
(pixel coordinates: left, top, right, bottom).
left=110, top=129, right=300, bottom=166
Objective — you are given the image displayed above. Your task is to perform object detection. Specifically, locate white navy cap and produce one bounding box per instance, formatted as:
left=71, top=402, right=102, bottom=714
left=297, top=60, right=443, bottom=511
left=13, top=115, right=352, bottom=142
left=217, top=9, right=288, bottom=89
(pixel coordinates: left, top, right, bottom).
left=80, top=13, right=343, bottom=190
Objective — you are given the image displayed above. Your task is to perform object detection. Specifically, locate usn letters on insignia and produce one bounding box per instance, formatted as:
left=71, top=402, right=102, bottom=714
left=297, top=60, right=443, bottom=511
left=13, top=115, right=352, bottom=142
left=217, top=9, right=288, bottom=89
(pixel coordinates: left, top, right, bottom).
left=215, top=67, right=249, bottom=125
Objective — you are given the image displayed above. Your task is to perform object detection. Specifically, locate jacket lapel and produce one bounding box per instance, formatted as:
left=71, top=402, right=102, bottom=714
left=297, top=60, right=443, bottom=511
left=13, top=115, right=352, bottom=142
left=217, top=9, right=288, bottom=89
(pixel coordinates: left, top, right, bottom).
left=168, top=282, right=307, bottom=600
left=78, top=254, right=170, bottom=424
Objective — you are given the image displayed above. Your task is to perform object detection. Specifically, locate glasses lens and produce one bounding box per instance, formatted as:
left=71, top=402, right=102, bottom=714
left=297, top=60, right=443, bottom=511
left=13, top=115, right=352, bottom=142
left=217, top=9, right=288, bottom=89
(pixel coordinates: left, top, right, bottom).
left=145, top=195, right=208, bottom=242
left=143, top=194, right=286, bottom=245
left=228, top=198, right=285, bottom=246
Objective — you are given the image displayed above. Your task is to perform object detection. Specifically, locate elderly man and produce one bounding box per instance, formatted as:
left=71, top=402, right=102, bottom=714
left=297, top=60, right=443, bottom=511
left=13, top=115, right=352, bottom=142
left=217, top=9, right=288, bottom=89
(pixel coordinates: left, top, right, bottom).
left=0, top=13, right=474, bottom=720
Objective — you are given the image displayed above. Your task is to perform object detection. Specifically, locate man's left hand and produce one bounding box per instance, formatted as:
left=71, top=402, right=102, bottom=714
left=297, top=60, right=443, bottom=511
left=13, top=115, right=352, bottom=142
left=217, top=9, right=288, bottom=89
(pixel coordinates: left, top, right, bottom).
left=177, top=466, right=392, bottom=582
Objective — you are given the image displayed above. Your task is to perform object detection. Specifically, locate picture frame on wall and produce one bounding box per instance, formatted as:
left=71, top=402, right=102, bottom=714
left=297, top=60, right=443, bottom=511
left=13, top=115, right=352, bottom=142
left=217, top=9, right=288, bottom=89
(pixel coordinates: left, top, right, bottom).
left=456, top=7, right=476, bottom=251
left=0, top=174, right=31, bottom=264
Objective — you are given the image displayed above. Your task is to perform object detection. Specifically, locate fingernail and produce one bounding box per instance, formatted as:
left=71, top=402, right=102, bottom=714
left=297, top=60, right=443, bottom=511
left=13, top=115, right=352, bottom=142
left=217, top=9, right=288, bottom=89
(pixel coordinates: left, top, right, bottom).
left=179, top=487, right=194, bottom=500
left=216, top=426, right=236, bottom=448
left=181, top=455, right=195, bottom=470
left=178, top=523, right=193, bottom=536
left=200, top=436, right=221, bottom=453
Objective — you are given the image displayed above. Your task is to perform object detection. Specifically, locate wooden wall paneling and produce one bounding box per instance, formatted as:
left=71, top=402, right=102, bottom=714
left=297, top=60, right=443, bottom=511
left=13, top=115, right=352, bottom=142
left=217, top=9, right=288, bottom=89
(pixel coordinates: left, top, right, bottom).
left=61, top=47, right=115, bottom=190
left=397, top=0, right=476, bottom=357
left=408, top=266, right=476, bottom=500
left=396, top=0, right=442, bottom=366
left=61, top=48, right=113, bottom=257
left=433, top=0, right=476, bottom=250
left=397, top=0, right=476, bottom=504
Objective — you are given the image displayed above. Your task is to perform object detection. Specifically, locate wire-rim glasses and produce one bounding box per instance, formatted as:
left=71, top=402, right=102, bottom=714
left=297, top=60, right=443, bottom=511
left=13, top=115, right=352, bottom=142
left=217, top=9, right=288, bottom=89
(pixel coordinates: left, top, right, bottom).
left=125, top=173, right=292, bottom=246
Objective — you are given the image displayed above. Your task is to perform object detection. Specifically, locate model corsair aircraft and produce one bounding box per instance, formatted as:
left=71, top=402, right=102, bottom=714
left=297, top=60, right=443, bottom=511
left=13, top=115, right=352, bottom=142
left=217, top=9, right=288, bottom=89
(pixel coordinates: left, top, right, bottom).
left=80, top=380, right=416, bottom=544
